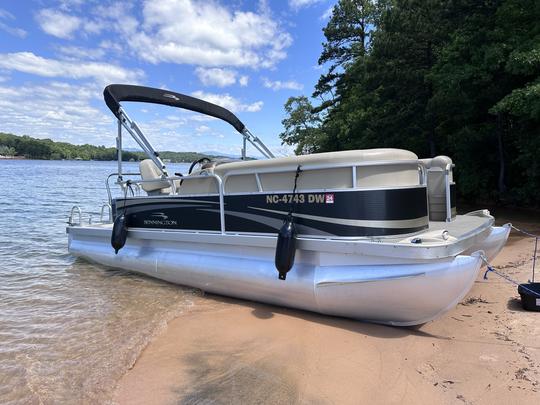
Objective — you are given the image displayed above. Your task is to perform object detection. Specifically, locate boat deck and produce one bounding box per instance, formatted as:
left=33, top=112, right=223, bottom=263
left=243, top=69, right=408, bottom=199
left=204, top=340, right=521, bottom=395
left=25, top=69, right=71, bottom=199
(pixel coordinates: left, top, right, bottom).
left=428, top=213, right=490, bottom=239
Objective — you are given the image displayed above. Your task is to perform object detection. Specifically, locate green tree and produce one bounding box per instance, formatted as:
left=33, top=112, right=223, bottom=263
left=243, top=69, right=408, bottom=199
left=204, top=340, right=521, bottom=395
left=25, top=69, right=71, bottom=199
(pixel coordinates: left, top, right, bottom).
left=279, top=0, right=539, bottom=206
left=279, top=96, right=325, bottom=154
left=314, top=0, right=376, bottom=111
left=430, top=0, right=539, bottom=201
left=0, top=145, right=16, bottom=156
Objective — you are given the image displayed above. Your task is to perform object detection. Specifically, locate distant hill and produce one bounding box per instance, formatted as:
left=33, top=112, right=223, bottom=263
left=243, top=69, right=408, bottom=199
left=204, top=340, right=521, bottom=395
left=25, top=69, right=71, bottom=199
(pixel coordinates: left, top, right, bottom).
left=202, top=150, right=240, bottom=159
left=0, top=132, right=218, bottom=163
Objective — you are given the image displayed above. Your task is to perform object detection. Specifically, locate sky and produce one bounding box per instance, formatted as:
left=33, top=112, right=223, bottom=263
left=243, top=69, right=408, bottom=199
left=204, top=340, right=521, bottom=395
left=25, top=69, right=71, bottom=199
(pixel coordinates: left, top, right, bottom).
left=0, top=0, right=336, bottom=156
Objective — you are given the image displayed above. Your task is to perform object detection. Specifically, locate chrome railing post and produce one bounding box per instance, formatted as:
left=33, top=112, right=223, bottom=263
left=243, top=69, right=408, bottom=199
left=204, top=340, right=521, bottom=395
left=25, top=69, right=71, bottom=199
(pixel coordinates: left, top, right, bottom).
left=117, top=118, right=122, bottom=182
left=216, top=176, right=226, bottom=234
left=68, top=206, right=82, bottom=225
left=418, top=164, right=427, bottom=186
left=100, top=203, right=112, bottom=223
left=445, top=163, right=452, bottom=222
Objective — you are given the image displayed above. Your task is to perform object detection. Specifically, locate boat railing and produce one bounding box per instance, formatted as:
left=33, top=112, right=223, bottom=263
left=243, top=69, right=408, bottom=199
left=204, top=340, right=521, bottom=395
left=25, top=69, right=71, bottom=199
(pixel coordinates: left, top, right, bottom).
left=221, top=160, right=427, bottom=194
left=100, top=203, right=113, bottom=223
left=115, top=173, right=226, bottom=233
left=68, top=206, right=82, bottom=225
left=106, top=160, right=427, bottom=234
left=106, top=172, right=143, bottom=203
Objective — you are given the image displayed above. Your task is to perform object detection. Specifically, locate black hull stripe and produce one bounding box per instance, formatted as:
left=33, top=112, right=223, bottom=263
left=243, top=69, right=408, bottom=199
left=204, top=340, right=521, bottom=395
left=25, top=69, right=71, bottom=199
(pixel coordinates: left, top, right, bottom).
left=116, top=187, right=429, bottom=237
left=248, top=206, right=428, bottom=229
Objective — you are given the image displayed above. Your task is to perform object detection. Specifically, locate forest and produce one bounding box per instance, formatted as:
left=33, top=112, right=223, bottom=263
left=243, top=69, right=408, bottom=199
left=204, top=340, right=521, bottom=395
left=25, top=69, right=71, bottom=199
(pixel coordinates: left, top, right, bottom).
left=0, top=132, right=210, bottom=163
left=280, top=0, right=539, bottom=206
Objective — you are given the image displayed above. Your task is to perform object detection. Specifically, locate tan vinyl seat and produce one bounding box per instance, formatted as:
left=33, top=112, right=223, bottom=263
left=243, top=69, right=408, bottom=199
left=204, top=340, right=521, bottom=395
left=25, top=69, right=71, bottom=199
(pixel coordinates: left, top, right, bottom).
left=139, top=159, right=171, bottom=195
left=213, top=148, right=420, bottom=193
left=142, top=149, right=422, bottom=196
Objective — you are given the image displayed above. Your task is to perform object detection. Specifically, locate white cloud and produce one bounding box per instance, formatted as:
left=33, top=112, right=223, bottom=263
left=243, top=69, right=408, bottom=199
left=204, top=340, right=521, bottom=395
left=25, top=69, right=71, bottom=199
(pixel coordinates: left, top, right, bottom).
left=245, top=101, right=264, bottom=112
left=123, top=0, right=292, bottom=68
left=0, top=81, right=115, bottom=145
left=99, top=40, right=123, bottom=52
left=289, top=0, right=325, bottom=10
left=194, top=67, right=250, bottom=88
left=0, top=7, right=27, bottom=38
left=33, top=1, right=293, bottom=69
left=321, top=6, right=334, bottom=19
left=262, top=77, right=303, bottom=91
left=195, top=67, right=237, bottom=87
left=0, top=8, right=14, bottom=19
left=0, top=21, right=27, bottom=38
left=82, top=19, right=105, bottom=35
left=57, top=46, right=106, bottom=60
left=239, top=75, right=249, bottom=86
left=35, top=9, right=81, bottom=39
left=36, top=7, right=105, bottom=39
left=58, top=0, right=87, bottom=11
left=196, top=125, right=210, bottom=133
left=165, top=115, right=184, bottom=122
left=0, top=52, right=143, bottom=84
left=191, top=90, right=263, bottom=113
left=184, top=113, right=218, bottom=123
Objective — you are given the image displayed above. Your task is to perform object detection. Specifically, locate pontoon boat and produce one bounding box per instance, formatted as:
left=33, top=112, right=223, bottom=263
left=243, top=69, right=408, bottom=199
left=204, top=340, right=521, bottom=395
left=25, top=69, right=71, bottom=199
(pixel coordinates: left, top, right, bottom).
left=66, top=85, right=510, bottom=326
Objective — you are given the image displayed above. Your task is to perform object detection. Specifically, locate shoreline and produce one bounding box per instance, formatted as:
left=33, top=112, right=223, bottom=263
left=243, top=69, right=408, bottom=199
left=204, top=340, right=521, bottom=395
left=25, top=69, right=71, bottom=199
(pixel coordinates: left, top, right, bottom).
left=112, top=226, right=540, bottom=404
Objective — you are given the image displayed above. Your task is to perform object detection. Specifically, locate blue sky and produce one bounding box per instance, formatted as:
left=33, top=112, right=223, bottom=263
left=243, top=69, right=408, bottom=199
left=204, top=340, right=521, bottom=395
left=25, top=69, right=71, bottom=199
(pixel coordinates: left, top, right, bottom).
left=0, top=0, right=336, bottom=156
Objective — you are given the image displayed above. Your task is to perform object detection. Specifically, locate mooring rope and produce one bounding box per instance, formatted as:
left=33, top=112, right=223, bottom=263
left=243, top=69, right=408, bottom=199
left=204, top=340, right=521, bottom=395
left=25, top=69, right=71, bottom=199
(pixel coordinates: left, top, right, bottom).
left=509, top=224, right=539, bottom=282
left=287, top=165, right=303, bottom=217
left=510, top=224, right=540, bottom=239
left=481, top=255, right=540, bottom=298
left=123, top=180, right=132, bottom=217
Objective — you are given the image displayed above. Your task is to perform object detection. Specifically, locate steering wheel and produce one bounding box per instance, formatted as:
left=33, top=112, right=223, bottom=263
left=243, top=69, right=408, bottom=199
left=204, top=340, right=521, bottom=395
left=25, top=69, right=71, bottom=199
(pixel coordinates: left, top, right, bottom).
left=188, top=157, right=212, bottom=174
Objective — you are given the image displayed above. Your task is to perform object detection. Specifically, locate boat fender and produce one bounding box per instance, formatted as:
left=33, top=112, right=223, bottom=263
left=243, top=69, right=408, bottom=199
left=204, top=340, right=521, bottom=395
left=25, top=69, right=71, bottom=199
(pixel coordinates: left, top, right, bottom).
left=111, top=213, right=128, bottom=254
left=275, top=214, right=297, bottom=280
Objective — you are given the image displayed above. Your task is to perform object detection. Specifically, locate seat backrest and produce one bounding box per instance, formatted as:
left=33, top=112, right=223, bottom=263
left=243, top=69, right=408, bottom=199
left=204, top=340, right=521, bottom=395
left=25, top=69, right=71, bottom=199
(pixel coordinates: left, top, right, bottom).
left=139, top=159, right=171, bottom=194
left=419, top=156, right=455, bottom=221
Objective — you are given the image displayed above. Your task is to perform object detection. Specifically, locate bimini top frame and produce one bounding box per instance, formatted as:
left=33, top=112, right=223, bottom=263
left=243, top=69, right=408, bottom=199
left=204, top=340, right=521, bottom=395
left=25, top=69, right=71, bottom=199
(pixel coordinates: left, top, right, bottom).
left=103, top=84, right=275, bottom=180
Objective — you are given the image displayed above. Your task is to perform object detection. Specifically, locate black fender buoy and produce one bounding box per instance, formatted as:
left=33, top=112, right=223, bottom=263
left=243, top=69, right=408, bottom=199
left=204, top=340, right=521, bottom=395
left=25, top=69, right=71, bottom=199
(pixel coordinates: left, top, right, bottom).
left=111, top=214, right=128, bottom=254
left=275, top=215, right=297, bottom=280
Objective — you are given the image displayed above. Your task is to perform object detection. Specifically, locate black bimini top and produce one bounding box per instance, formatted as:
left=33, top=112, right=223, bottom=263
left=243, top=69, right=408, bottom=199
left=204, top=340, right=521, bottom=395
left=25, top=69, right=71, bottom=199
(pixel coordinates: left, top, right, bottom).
left=103, top=84, right=246, bottom=133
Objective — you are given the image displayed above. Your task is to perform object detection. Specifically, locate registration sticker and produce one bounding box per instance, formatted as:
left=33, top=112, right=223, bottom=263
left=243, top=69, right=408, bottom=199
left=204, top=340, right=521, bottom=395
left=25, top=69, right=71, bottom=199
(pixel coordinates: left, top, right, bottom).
left=325, top=193, right=334, bottom=204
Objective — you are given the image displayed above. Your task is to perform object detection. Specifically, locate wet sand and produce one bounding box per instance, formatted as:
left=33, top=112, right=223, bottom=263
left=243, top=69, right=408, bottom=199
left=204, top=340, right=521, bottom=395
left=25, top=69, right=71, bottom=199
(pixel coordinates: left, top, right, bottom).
left=114, top=225, right=540, bottom=404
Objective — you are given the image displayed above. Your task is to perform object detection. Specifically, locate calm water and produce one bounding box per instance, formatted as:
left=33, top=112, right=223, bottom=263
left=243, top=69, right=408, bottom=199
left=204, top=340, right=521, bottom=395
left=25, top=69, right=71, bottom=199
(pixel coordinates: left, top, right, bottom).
left=0, top=159, right=196, bottom=404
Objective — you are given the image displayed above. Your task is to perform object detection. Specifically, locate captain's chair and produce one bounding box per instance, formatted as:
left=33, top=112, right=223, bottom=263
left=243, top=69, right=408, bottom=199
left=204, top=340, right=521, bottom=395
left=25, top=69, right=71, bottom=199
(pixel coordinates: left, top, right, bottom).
left=139, top=159, right=171, bottom=195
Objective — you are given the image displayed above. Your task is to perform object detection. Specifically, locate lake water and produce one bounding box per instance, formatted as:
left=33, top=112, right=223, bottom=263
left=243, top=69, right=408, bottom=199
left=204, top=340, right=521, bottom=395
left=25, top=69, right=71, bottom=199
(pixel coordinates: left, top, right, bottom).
left=0, top=159, right=197, bottom=404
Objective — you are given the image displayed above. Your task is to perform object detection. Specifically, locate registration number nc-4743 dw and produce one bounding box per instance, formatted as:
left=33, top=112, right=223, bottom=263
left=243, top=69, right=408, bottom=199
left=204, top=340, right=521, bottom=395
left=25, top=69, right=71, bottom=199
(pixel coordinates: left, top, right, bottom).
left=266, top=193, right=335, bottom=204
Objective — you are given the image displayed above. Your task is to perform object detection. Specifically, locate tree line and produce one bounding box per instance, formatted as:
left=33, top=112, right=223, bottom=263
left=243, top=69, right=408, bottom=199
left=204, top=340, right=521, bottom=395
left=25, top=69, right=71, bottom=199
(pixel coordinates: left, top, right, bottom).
left=280, top=0, right=539, bottom=206
left=0, top=132, right=210, bottom=163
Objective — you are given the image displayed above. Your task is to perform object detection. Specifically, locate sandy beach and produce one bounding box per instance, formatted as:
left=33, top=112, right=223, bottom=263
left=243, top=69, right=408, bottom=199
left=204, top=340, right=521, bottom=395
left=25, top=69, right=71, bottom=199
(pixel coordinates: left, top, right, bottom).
left=114, top=219, right=540, bottom=405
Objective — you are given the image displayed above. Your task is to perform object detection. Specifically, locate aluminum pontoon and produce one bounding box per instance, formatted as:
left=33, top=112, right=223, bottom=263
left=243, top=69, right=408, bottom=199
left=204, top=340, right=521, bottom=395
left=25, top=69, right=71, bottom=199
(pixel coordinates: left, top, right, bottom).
left=67, top=84, right=510, bottom=326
